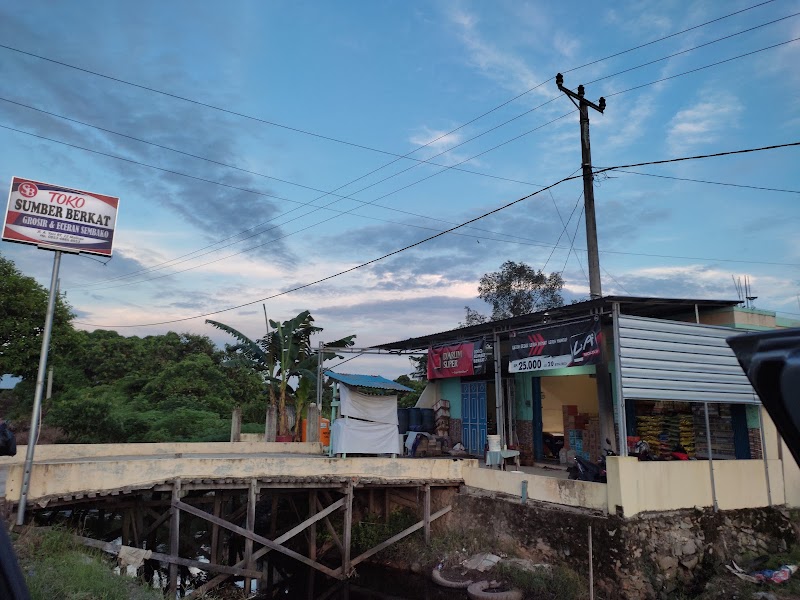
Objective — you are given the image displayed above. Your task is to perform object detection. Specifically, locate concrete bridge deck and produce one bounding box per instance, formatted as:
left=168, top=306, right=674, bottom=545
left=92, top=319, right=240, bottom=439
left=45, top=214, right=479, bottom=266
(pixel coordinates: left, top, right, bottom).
left=0, top=442, right=476, bottom=508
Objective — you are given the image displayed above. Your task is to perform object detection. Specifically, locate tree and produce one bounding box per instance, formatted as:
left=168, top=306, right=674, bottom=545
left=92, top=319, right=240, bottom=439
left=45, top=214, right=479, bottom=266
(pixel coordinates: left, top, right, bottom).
left=394, top=375, right=426, bottom=408
left=207, top=310, right=355, bottom=438
left=477, top=261, right=564, bottom=320
left=458, top=306, right=488, bottom=328
left=0, top=253, right=76, bottom=382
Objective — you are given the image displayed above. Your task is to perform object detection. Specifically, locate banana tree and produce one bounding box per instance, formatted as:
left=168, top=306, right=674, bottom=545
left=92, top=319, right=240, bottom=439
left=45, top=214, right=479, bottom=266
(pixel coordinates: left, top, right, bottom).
left=207, top=310, right=354, bottom=438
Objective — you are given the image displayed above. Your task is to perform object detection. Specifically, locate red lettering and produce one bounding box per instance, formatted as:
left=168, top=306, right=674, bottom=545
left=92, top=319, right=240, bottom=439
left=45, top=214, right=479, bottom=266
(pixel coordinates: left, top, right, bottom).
left=47, top=192, right=86, bottom=208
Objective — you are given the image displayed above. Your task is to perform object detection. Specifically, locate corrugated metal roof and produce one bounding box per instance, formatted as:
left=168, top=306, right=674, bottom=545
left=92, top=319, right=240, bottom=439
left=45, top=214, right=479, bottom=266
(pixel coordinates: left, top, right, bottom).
left=324, top=371, right=413, bottom=392
left=374, top=295, right=741, bottom=351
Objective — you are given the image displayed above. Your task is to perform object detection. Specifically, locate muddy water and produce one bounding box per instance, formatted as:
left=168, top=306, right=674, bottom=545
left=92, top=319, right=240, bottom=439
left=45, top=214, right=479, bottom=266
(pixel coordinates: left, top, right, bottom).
left=254, top=564, right=469, bottom=599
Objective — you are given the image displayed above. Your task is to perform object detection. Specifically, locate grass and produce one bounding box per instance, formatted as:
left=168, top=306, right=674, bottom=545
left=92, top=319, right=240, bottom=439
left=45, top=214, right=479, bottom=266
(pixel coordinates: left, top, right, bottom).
left=14, top=527, right=163, bottom=600
left=497, top=562, right=588, bottom=600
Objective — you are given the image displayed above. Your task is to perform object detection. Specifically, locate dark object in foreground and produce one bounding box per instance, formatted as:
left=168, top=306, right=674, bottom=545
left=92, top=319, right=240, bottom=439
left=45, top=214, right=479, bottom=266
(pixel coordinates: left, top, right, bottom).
left=0, top=421, right=17, bottom=456
left=0, top=524, right=29, bottom=600
left=727, top=328, right=800, bottom=467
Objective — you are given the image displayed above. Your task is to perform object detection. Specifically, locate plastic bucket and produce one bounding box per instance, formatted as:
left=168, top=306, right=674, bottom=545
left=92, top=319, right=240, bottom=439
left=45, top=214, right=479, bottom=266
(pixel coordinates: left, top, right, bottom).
left=487, top=435, right=501, bottom=452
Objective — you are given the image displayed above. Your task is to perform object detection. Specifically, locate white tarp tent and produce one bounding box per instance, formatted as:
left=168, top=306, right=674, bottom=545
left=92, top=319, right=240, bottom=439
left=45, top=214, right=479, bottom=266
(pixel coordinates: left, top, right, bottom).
left=325, top=371, right=410, bottom=456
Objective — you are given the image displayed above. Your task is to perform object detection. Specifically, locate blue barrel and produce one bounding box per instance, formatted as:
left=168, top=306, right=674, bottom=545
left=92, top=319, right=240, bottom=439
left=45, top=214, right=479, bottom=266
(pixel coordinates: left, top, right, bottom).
left=408, top=408, right=422, bottom=431
left=421, top=408, right=435, bottom=433
left=397, top=408, right=410, bottom=433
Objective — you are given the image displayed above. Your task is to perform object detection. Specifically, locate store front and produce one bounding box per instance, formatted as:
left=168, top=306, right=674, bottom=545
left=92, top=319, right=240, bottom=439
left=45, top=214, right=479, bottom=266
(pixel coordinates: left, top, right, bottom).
left=376, top=296, right=790, bottom=470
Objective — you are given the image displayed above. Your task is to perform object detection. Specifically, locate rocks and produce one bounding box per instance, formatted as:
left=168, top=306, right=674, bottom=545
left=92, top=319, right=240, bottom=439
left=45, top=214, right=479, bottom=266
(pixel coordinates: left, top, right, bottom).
left=658, top=555, right=679, bottom=571
left=450, top=495, right=795, bottom=600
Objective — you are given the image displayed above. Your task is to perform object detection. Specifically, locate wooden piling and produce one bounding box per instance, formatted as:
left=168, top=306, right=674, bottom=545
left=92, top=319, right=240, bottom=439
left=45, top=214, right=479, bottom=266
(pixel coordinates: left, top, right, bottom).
left=168, top=478, right=181, bottom=598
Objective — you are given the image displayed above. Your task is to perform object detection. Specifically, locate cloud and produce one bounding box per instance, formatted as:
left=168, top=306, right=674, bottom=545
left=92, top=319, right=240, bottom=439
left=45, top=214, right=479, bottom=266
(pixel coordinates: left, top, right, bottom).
left=408, top=126, right=473, bottom=165
left=445, top=5, right=545, bottom=95
left=667, top=96, right=742, bottom=154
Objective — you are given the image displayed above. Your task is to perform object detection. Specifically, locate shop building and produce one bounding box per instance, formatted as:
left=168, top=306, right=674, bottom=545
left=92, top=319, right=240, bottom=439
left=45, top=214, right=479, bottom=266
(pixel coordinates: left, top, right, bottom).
left=376, top=296, right=800, bottom=469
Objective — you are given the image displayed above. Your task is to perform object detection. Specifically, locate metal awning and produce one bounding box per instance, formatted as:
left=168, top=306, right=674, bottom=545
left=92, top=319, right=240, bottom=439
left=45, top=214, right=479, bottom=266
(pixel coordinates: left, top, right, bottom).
left=324, top=371, right=413, bottom=392
left=616, top=314, right=759, bottom=404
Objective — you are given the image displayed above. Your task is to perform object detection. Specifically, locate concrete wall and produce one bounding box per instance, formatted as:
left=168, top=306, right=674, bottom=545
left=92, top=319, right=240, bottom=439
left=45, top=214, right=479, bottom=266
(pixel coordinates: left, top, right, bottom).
left=440, top=378, right=461, bottom=419
left=0, top=441, right=323, bottom=463
left=781, top=440, right=800, bottom=508
left=462, top=466, right=607, bottom=512
left=607, top=456, right=784, bottom=517
left=3, top=455, right=479, bottom=502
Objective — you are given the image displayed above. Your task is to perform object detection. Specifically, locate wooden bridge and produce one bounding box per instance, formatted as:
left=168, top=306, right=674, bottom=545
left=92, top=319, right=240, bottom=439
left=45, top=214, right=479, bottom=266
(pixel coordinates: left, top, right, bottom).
left=0, top=442, right=473, bottom=597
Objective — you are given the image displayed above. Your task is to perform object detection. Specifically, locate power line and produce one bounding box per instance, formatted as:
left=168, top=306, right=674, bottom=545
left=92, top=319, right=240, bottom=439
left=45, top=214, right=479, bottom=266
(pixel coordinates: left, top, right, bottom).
left=72, top=135, right=800, bottom=327
left=594, top=141, right=800, bottom=173
left=3, top=109, right=575, bottom=291
left=73, top=171, right=586, bottom=327
left=607, top=169, right=800, bottom=194
left=0, top=0, right=777, bottom=166
left=585, top=11, right=800, bottom=87
left=76, top=111, right=577, bottom=292
left=8, top=39, right=799, bottom=289
left=0, top=96, right=547, bottom=192
left=3, top=8, right=788, bottom=288
left=606, top=36, right=800, bottom=98
left=601, top=265, right=632, bottom=296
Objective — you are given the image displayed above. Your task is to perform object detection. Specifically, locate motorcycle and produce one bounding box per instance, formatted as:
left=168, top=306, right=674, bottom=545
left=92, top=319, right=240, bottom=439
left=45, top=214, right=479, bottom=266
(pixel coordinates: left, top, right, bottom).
left=567, top=439, right=616, bottom=483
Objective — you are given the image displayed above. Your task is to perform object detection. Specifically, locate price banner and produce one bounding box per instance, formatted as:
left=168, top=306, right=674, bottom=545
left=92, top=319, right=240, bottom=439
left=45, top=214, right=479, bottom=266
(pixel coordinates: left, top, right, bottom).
left=509, top=317, right=602, bottom=373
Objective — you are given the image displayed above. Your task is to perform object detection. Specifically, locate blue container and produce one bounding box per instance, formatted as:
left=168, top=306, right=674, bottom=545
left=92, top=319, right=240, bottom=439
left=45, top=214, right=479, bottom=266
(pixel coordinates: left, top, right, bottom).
left=397, top=408, right=410, bottom=433
left=408, top=408, right=422, bottom=431
left=421, top=408, right=435, bottom=433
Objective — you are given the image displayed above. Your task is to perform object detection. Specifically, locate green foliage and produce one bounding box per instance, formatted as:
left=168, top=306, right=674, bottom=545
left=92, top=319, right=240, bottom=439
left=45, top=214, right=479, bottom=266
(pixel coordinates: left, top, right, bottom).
left=17, top=528, right=161, bottom=600
left=208, top=310, right=355, bottom=437
left=351, top=509, right=418, bottom=555
left=394, top=375, right=426, bottom=408
left=477, top=260, right=565, bottom=320
left=139, top=408, right=227, bottom=442
left=459, top=305, right=489, bottom=327
left=0, top=253, right=76, bottom=382
left=47, top=386, right=143, bottom=443
left=497, top=562, right=587, bottom=600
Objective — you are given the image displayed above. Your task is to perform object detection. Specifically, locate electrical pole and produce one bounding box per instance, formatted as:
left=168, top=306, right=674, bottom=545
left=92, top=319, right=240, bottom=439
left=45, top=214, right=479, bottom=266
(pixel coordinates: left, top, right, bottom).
left=556, top=73, right=605, bottom=299
left=556, top=75, right=619, bottom=453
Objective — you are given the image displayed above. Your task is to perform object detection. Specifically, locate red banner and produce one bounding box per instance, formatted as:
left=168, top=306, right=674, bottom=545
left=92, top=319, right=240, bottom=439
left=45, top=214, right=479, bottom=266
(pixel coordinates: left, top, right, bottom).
left=427, top=340, right=487, bottom=380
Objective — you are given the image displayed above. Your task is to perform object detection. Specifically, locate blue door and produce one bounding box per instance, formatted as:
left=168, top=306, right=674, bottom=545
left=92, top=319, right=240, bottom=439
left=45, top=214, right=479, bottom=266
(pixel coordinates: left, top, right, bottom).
left=461, top=382, right=488, bottom=455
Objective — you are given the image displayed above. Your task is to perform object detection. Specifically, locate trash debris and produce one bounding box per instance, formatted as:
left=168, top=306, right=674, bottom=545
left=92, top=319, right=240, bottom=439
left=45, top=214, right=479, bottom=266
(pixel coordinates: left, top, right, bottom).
left=725, top=560, right=797, bottom=585
left=462, top=552, right=501, bottom=572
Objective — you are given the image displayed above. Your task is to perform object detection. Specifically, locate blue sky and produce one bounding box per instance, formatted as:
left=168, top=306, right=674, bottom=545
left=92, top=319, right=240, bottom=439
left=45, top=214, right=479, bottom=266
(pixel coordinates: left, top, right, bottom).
left=1, top=0, right=798, bottom=377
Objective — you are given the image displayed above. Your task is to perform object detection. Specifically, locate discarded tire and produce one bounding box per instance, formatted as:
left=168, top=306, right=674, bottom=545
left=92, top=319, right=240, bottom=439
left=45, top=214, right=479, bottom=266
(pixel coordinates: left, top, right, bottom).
left=431, top=567, right=472, bottom=588
left=467, top=580, right=523, bottom=600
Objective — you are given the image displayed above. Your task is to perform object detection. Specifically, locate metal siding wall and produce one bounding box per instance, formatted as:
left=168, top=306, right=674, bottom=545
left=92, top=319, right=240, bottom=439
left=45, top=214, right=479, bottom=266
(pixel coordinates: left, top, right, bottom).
left=618, top=315, right=758, bottom=405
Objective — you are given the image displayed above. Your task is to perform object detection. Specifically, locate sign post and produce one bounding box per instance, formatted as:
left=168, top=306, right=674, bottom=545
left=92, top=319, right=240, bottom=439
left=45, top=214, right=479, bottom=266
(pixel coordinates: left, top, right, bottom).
left=16, top=250, right=62, bottom=525
left=3, top=177, right=119, bottom=524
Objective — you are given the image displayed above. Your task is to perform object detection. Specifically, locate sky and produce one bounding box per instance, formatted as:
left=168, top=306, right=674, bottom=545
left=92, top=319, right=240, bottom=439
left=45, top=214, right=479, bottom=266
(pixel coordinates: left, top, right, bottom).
left=1, top=0, right=799, bottom=378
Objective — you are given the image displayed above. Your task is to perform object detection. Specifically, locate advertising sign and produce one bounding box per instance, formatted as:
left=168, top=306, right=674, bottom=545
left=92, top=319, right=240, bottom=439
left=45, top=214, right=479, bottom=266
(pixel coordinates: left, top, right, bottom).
left=427, top=339, right=488, bottom=380
left=3, top=177, right=119, bottom=256
left=509, top=317, right=602, bottom=373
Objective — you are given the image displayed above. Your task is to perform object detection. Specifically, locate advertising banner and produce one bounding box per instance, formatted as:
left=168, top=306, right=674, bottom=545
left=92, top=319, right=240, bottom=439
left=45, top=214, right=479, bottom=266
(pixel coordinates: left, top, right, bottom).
left=509, top=317, right=602, bottom=373
left=3, top=177, right=119, bottom=256
left=427, top=339, right=488, bottom=380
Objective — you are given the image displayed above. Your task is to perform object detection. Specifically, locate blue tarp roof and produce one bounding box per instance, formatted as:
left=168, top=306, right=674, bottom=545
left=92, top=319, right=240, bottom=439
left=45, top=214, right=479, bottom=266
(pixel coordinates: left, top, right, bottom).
left=324, top=371, right=413, bottom=392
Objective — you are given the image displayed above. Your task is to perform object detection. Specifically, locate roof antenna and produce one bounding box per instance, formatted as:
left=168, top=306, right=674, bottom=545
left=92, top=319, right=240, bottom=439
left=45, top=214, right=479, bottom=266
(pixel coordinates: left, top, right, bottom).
left=732, top=275, right=744, bottom=305
left=744, top=275, right=757, bottom=309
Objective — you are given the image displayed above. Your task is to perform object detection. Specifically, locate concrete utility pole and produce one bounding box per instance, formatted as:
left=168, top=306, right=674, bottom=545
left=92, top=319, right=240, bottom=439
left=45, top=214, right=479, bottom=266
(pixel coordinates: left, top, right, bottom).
left=556, top=75, right=618, bottom=452
left=556, top=73, right=605, bottom=299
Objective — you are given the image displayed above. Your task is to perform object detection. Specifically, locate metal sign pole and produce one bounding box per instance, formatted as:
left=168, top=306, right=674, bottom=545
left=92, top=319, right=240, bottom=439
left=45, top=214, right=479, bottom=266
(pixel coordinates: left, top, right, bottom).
left=17, top=250, right=62, bottom=525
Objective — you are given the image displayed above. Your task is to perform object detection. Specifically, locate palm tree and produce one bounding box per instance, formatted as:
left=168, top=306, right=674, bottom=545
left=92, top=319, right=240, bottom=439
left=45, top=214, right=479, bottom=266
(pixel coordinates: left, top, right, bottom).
left=207, top=310, right=354, bottom=438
